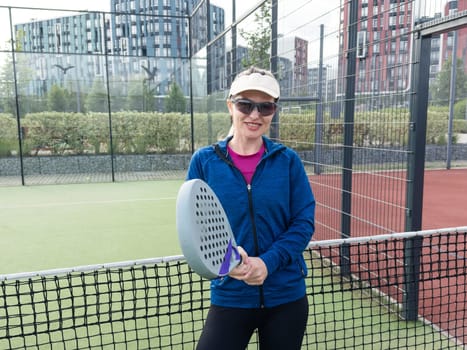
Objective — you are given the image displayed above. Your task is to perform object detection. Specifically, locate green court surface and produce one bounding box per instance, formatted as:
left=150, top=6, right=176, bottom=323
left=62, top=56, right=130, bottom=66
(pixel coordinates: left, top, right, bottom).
left=0, top=180, right=183, bottom=275
left=1, top=181, right=464, bottom=349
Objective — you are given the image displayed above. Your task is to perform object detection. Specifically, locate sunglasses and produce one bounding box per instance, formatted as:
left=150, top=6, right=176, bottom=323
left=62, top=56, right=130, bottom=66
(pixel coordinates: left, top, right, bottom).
left=231, top=98, right=277, bottom=116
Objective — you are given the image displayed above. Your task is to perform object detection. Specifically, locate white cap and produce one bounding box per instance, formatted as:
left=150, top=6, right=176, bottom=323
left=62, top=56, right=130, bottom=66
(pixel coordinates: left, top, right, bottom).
left=229, top=67, right=280, bottom=100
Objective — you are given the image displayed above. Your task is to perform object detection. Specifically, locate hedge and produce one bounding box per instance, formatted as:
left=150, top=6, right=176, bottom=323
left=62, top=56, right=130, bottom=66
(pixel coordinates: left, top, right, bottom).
left=0, top=108, right=465, bottom=156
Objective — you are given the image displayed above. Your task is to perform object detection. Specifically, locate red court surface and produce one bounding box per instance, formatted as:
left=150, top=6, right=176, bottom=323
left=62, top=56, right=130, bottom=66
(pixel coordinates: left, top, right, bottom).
left=310, top=168, right=467, bottom=238
left=422, top=168, right=467, bottom=229
left=420, top=168, right=467, bottom=344
left=310, top=167, right=467, bottom=345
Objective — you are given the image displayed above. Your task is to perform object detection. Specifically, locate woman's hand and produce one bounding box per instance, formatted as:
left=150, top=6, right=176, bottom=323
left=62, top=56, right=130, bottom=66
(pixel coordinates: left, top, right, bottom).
left=229, top=246, right=268, bottom=285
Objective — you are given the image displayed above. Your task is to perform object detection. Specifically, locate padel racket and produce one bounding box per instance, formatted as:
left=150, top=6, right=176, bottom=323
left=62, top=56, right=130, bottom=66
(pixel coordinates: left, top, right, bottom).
left=176, top=179, right=242, bottom=279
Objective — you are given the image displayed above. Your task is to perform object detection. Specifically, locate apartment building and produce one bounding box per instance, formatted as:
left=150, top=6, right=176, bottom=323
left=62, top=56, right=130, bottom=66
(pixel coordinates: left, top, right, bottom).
left=443, top=0, right=467, bottom=72
left=14, top=0, right=224, bottom=101
left=337, top=0, right=455, bottom=109
left=339, top=0, right=413, bottom=107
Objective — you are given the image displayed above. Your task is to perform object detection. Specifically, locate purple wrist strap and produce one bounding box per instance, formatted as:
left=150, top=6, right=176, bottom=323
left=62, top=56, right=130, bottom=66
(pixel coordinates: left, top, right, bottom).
left=218, top=239, right=241, bottom=276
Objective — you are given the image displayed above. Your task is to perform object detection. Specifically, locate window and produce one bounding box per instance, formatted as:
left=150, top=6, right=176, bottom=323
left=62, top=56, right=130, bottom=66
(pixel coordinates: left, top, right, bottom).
left=361, top=19, right=368, bottom=30
left=55, top=23, right=62, bottom=53
left=357, top=31, right=367, bottom=58
left=400, top=40, right=408, bottom=53
left=120, top=37, right=128, bottom=55
left=361, top=6, right=368, bottom=17
left=373, top=43, right=380, bottom=54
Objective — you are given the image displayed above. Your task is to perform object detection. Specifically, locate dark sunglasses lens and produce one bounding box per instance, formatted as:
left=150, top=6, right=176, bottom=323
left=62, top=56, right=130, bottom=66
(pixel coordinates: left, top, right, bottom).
left=258, top=102, right=276, bottom=115
left=234, top=100, right=276, bottom=116
left=236, top=100, right=254, bottom=114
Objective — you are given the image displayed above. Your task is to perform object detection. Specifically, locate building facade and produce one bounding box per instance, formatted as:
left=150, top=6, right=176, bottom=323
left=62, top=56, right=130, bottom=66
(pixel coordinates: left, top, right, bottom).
left=14, top=0, right=225, bottom=106
left=443, top=0, right=467, bottom=72
left=338, top=0, right=416, bottom=109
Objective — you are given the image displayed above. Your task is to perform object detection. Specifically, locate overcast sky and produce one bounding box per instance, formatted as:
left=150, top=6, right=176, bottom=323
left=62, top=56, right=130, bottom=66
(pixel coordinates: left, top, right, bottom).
left=0, top=0, right=449, bottom=68
left=0, top=0, right=109, bottom=11
left=0, top=0, right=341, bottom=54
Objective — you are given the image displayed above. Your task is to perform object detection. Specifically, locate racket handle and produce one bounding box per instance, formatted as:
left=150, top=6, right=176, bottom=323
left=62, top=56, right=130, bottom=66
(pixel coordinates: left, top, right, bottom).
left=218, top=240, right=242, bottom=276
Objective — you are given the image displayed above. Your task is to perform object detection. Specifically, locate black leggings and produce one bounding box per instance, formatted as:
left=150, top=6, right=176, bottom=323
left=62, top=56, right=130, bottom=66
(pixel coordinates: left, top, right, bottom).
left=196, top=296, right=308, bottom=350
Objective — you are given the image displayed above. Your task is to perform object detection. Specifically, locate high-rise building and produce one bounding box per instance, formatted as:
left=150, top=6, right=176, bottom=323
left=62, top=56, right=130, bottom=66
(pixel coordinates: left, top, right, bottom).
left=14, top=12, right=108, bottom=100
left=278, top=36, right=308, bottom=96
left=14, top=0, right=224, bottom=106
left=15, top=12, right=107, bottom=55
left=443, top=0, right=467, bottom=72
left=339, top=0, right=414, bottom=108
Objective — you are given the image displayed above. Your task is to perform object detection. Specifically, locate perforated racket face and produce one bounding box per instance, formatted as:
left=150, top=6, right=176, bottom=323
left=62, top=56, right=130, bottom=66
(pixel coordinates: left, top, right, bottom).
left=176, top=179, right=241, bottom=279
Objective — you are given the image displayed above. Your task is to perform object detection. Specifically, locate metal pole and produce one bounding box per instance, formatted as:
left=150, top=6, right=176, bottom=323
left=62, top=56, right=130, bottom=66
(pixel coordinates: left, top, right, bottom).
left=403, top=30, right=431, bottom=321
left=340, top=0, right=359, bottom=278
left=447, top=30, right=457, bottom=170
left=314, top=24, right=324, bottom=175
left=9, top=8, right=25, bottom=185
left=270, top=0, right=279, bottom=140
left=188, top=4, right=195, bottom=154
left=102, top=12, right=115, bottom=182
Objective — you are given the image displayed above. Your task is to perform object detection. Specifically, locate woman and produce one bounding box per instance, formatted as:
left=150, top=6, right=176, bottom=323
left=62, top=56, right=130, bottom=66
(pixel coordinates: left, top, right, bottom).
left=186, top=66, right=315, bottom=350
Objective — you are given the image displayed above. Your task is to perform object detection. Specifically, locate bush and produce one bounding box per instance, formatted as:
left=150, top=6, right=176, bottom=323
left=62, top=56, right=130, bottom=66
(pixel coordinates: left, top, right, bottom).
left=454, top=99, right=467, bottom=120
left=0, top=113, right=18, bottom=156
left=1, top=107, right=464, bottom=158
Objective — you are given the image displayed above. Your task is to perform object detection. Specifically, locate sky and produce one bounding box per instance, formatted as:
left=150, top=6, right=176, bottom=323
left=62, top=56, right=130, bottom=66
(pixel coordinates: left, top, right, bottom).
left=0, top=1, right=109, bottom=51
left=0, top=0, right=449, bottom=69
left=0, top=0, right=342, bottom=59
left=0, top=0, right=109, bottom=11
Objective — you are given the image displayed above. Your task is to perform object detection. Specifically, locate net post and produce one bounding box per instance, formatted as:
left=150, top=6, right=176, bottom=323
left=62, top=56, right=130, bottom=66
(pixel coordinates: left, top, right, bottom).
left=340, top=242, right=351, bottom=278
left=401, top=235, right=423, bottom=321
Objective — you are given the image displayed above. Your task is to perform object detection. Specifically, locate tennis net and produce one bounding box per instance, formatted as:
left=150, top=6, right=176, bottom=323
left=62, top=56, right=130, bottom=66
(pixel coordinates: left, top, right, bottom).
left=1, top=226, right=466, bottom=349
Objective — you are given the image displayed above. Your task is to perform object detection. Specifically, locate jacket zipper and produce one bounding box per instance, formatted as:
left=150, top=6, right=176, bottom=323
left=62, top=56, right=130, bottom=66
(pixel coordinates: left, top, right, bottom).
left=247, top=183, right=265, bottom=308
left=214, top=143, right=266, bottom=307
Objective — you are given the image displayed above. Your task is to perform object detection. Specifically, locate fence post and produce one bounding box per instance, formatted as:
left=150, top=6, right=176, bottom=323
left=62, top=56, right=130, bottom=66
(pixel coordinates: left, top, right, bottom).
left=314, top=24, right=324, bottom=175
left=404, top=27, right=431, bottom=321
left=402, top=235, right=423, bottom=320
left=340, top=0, right=358, bottom=278
left=270, top=0, right=279, bottom=140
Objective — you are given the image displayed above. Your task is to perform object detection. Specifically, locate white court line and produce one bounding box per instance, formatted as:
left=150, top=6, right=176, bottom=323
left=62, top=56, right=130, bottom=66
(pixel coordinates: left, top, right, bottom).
left=0, top=197, right=176, bottom=210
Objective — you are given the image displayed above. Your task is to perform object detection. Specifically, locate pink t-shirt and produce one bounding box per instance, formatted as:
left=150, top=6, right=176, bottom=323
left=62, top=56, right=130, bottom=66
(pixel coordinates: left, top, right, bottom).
left=228, top=144, right=265, bottom=184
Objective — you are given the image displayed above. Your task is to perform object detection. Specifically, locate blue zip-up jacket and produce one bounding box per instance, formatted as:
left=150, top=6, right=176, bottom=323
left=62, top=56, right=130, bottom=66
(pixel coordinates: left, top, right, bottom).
left=186, top=136, right=315, bottom=308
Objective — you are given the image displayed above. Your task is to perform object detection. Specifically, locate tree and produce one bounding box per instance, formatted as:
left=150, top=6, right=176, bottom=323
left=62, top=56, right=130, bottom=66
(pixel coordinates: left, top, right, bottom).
left=0, top=54, right=36, bottom=116
left=431, top=57, right=467, bottom=106
left=240, top=2, right=272, bottom=69
left=85, top=78, right=108, bottom=113
left=47, top=84, right=68, bottom=112
left=0, top=56, right=17, bottom=115
left=123, top=80, right=155, bottom=112
left=142, top=81, right=156, bottom=111
left=165, top=82, right=186, bottom=113
left=125, top=80, right=144, bottom=111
